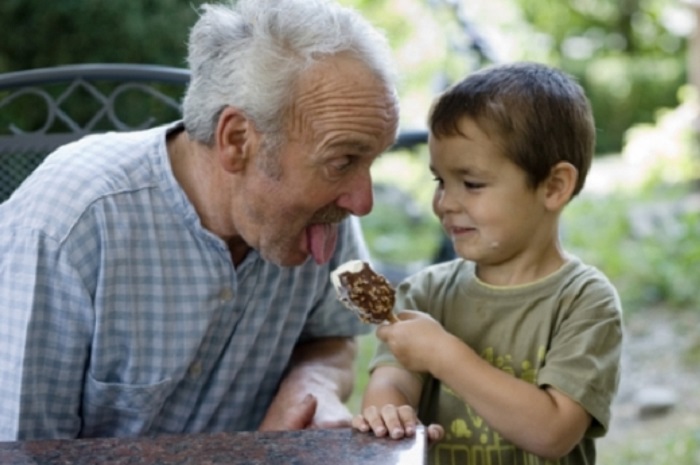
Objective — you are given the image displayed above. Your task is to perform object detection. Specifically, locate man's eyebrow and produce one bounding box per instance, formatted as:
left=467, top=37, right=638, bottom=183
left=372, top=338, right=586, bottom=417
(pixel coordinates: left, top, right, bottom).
left=329, top=141, right=376, bottom=155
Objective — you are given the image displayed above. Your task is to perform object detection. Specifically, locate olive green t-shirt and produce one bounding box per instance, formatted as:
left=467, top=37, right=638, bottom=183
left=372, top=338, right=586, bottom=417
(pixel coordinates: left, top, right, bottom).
left=371, top=256, right=623, bottom=465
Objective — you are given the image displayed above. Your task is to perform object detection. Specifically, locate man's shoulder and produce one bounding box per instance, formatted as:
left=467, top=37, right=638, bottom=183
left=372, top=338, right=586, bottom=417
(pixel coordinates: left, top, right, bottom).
left=2, top=125, right=172, bottom=241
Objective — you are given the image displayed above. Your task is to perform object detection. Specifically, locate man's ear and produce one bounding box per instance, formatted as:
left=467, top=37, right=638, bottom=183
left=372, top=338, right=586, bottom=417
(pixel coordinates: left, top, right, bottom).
left=542, top=161, right=578, bottom=211
left=215, top=106, right=260, bottom=173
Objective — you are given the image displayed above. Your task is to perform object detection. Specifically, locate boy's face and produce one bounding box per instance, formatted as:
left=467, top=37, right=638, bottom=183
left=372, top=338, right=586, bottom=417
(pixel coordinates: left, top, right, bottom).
left=429, top=117, right=556, bottom=277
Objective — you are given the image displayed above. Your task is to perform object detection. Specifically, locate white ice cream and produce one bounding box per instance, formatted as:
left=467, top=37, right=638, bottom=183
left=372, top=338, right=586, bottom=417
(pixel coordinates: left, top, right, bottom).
left=330, top=259, right=365, bottom=289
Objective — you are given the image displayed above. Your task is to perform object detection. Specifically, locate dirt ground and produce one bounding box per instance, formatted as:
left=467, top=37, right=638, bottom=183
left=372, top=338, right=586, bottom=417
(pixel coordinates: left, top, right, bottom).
left=597, top=307, right=700, bottom=454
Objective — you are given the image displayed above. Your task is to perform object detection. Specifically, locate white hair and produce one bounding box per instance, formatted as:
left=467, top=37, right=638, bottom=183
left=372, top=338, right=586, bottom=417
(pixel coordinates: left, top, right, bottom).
left=182, top=0, right=397, bottom=146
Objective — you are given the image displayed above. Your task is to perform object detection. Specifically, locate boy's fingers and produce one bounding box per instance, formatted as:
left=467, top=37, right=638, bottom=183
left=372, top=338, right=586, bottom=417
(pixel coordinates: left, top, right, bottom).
left=361, top=404, right=421, bottom=440
left=362, top=405, right=388, bottom=437
left=427, top=424, right=445, bottom=443
left=379, top=404, right=405, bottom=439
left=352, top=413, right=370, bottom=432
left=397, top=405, right=418, bottom=436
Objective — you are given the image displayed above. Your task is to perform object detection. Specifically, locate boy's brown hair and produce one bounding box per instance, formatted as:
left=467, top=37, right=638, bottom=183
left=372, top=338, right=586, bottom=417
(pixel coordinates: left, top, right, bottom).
left=429, top=62, right=595, bottom=197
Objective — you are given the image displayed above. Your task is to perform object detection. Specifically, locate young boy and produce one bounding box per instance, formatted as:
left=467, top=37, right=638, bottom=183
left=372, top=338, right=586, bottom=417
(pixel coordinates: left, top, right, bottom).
left=352, top=62, right=623, bottom=464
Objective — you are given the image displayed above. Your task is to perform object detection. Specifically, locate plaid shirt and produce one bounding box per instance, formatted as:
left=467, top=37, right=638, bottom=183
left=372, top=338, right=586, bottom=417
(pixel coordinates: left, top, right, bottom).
left=0, top=123, right=369, bottom=440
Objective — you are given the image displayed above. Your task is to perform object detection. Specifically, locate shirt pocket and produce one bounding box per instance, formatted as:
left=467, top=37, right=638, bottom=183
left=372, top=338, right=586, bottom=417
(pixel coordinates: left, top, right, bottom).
left=80, top=373, right=173, bottom=437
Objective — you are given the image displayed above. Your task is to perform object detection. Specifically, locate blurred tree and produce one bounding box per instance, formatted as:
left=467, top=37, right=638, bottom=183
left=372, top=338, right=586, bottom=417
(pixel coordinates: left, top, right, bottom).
left=344, top=0, right=689, bottom=154
left=0, top=0, right=205, bottom=72
left=2, top=0, right=690, bottom=154
left=504, top=0, right=688, bottom=153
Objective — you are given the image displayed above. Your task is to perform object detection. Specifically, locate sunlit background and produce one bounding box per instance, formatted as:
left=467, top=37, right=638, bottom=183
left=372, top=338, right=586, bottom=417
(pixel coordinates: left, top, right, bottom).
left=1, top=1, right=699, bottom=462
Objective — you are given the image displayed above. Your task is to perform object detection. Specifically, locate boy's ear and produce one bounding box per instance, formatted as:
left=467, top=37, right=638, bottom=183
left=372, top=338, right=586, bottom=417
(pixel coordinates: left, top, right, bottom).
left=214, top=106, right=261, bottom=173
left=542, top=161, right=578, bottom=210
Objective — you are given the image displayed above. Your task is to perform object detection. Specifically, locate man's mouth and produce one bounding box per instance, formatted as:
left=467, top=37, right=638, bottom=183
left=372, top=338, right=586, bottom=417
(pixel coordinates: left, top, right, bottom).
left=306, top=223, right=339, bottom=265
left=304, top=207, right=349, bottom=265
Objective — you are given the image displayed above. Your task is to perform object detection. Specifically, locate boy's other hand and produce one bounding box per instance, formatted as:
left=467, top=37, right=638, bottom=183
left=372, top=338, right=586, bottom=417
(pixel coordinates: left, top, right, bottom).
left=352, top=404, right=444, bottom=443
left=353, top=404, right=417, bottom=439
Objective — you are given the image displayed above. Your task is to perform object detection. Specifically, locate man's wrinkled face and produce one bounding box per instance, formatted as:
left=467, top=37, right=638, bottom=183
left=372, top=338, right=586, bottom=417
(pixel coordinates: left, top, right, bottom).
left=235, top=55, right=399, bottom=267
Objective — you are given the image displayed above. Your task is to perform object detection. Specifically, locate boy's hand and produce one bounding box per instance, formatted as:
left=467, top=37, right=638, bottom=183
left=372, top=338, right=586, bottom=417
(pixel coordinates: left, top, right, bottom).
left=353, top=404, right=417, bottom=439
left=352, top=404, right=445, bottom=443
left=376, top=310, right=448, bottom=372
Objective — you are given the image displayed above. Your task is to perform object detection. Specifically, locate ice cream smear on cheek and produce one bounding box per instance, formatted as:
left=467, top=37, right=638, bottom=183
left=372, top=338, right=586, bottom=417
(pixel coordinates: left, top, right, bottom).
left=307, top=223, right=339, bottom=265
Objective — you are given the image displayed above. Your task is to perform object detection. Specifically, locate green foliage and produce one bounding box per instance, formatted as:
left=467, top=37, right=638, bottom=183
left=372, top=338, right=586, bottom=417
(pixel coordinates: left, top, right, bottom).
left=3, top=0, right=687, bottom=156
left=564, top=87, right=700, bottom=312
left=0, top=0, right=205, bottom=72
left=598, top=429, right=700, bottom=465
left=511, top=0, right=688, bottom=154
left=515, top=0, right=685, bottom=56
left=361, top=148, right=443, bottom=266
left=563, top=191, right=700, bottom=312
left=567, top=55, right=685, bottom=154
left=621, top=85, right=700, bottom=189
left=346, top=333, right=378, bottom=414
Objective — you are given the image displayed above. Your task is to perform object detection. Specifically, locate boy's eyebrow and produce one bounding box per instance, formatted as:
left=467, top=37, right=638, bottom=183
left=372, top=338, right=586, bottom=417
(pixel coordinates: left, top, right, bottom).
left=429, top=164, right=489, bottom=177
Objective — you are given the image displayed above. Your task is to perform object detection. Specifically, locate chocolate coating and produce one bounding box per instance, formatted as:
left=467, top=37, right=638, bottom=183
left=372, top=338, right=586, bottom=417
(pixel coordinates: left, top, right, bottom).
left=334, top=261, right=396, bottom=324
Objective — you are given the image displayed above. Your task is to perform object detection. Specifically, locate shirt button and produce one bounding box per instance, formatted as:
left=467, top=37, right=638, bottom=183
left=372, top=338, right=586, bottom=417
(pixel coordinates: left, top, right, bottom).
left=189, top=361, right=202, bottom=378
left=219, top=288, right=233, bottom=301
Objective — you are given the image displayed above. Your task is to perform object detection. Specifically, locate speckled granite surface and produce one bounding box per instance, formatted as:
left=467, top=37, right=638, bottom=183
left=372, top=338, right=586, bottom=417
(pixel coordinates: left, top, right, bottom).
left=0, top=426, right=426, bottom=464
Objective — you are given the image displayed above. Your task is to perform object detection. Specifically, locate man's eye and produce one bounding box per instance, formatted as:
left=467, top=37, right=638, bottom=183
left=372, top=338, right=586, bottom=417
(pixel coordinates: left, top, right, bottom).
left=331, top=156, right=354, bottom=172
left=432, top=176, right=444, bottom=187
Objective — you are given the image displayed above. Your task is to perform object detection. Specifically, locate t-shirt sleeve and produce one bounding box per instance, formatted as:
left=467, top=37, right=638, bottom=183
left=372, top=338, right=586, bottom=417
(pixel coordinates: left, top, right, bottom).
left=536, top=273, right=623, bottom=437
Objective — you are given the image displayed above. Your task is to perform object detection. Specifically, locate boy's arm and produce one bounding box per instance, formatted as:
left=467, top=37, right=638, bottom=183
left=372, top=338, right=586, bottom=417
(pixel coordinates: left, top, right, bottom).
left=377, top=310, right=593, bottom=460
left=429, top=331, right=591, bottom=460
left=353, top=365, right=425, bottom=438
left=362, top=365, right=423, bottom=409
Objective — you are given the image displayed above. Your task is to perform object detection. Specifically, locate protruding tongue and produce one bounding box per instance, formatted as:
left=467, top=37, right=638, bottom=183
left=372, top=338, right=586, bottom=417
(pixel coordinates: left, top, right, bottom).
left=307, top=223, right=339, bottom=265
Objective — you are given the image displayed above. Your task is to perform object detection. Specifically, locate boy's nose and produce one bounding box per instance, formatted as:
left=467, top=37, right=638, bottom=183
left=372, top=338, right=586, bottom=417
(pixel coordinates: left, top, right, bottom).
left=433, top=189, right=455, bottom=214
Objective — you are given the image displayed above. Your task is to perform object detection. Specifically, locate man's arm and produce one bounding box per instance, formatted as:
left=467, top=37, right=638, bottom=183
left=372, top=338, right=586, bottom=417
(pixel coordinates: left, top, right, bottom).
left=258, top=336, right=357, bottom=431
left=0, top=232, right=90, bottom=440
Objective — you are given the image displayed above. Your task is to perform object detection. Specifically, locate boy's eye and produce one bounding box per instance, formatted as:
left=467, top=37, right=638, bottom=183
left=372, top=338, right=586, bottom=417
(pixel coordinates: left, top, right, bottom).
left=464, top=181, right=485, bottom=190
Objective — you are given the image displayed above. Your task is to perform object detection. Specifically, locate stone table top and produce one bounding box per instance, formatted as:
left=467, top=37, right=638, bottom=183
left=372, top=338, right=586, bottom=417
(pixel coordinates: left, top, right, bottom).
left=0, top=426, right=427, bottom=464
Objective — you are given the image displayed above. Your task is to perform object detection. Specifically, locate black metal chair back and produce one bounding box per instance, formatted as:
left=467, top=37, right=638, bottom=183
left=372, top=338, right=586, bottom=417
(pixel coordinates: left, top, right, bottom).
left=0, top=64, right=189, bottom=202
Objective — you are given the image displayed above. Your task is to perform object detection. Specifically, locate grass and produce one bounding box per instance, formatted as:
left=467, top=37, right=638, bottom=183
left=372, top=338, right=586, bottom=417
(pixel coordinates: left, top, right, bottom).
left=598, top=428, right=700, bottom=465
left=347, top=333, right=378, bottom=414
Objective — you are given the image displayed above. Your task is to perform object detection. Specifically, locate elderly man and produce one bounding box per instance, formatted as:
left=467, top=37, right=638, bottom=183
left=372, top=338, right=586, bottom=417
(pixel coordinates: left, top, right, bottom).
left=0, top=0, right=399, bottom=439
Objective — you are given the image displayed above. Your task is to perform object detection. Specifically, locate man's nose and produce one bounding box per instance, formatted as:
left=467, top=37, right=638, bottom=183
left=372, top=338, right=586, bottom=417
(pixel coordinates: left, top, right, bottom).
left=336, top=170, right=374, bottom=216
